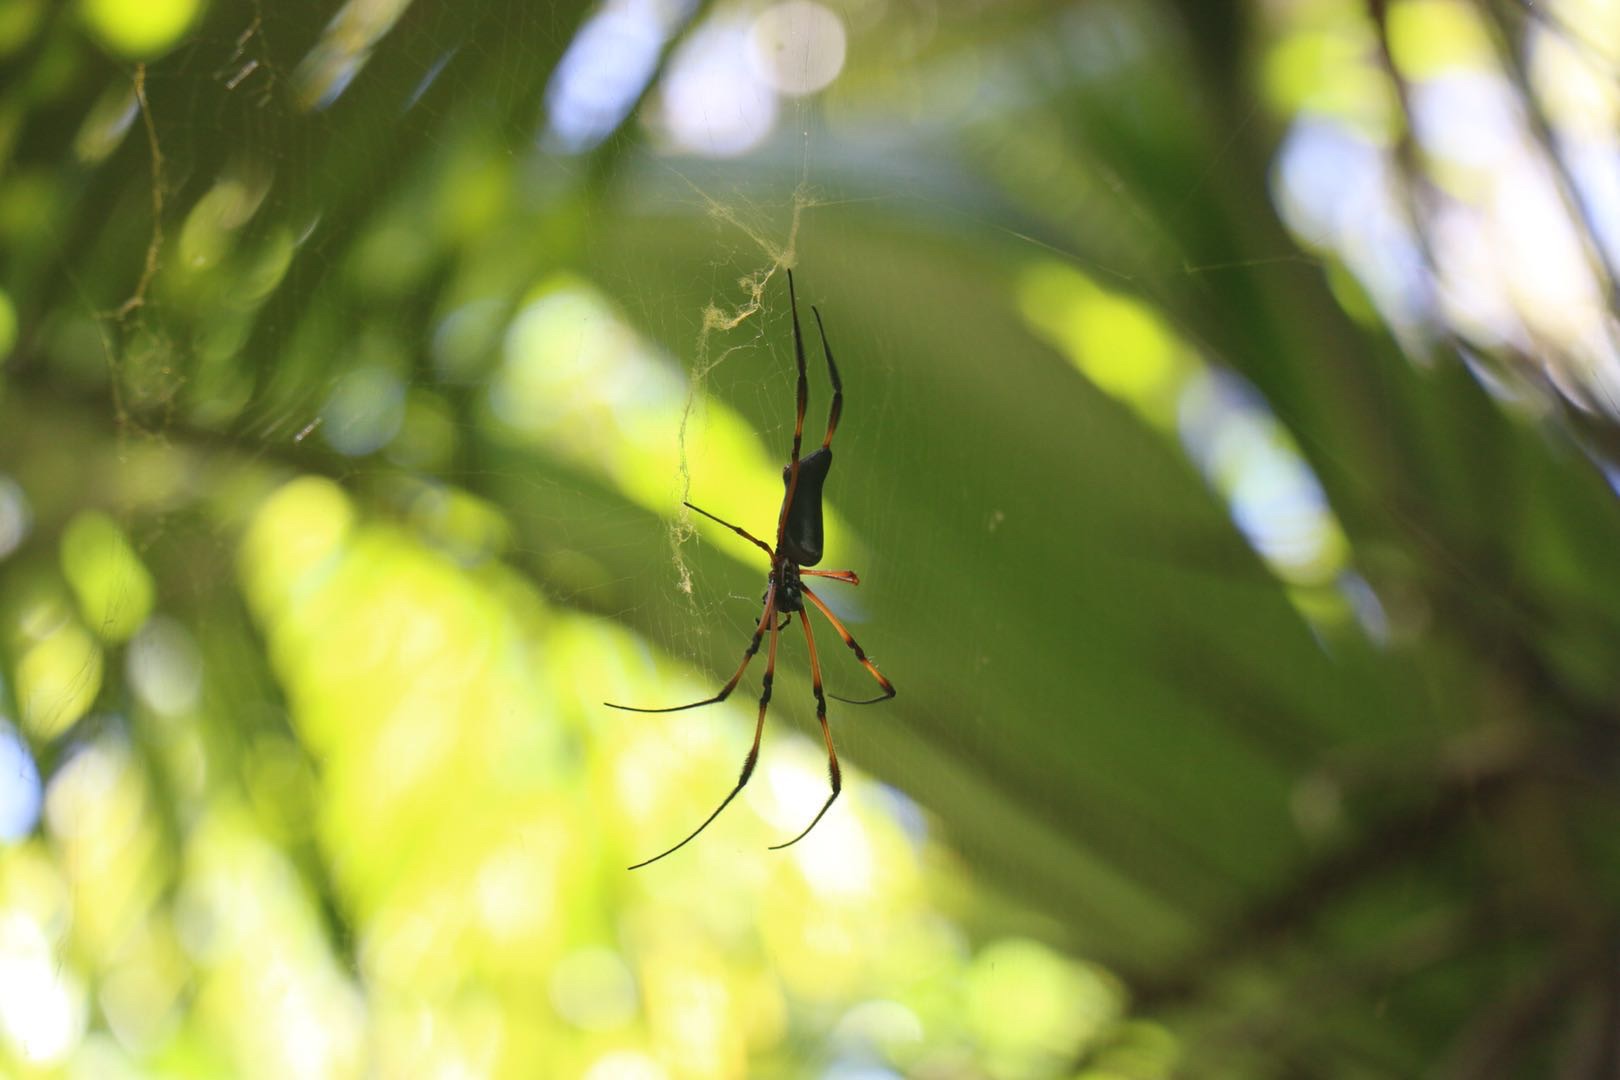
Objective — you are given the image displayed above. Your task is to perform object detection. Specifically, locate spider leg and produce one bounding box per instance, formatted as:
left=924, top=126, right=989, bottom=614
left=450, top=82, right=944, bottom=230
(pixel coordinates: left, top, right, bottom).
left=684, top=501, right=772, bottom=557
left=604, top=588, right=777, bottom=713
left=777, top=612, right=792, bottom=631
left=768, top=610, right=840, bottom=850
left=809, top=306, right=843, bottom=448
left=777, top=271, right=811, bottom=544
left=802, top=585, right=896, bottom=706
left=629, top=595, right=782, bottom=869
left=801, top=569, right=859, bottom=585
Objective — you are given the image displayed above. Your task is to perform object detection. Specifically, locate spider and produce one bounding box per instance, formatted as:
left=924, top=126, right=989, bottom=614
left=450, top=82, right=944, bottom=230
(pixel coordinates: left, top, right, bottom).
left=607, top=270, right=896, bottom=869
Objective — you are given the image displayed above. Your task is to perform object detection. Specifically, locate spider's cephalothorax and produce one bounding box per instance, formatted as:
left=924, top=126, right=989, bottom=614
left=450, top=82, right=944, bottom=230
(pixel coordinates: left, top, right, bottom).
left=772, top=559, right=804, bottom=614
left=605, top=270, right=896, bottom=869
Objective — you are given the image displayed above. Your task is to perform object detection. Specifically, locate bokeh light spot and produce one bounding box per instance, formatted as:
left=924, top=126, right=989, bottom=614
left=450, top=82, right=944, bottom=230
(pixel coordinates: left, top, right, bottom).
left=16, top=624, right=102, bottom=741
left=546, top=0, right=668, bottom=153
left=750, top=1, right=846, bottom=97
left=322, top=365, right=407, bottom=457
left=79, top=0, right=200, bottom=59
left=1018, top=262, right=1187, bottom=430
left=127, top=616, right=203, bottom=716
left=550, top=946, right=639, bottom=1031
left=657, top=16, right=778, bottom=158
left=0, top=912, right=86, bottom=1063
left=0, top=289, right=16, bottom=361
left=966, top=938, right=1122, bottom=1068
left=178, top=174, right=268, bottom=273
left=60, top=510, right=155, bottom=643
left=832, top=999, right=924, bottom=1060
left=1386, top=0, right=1491, bottom=78
left=292, top=0, right=412, bottom=111
left=0, top=475, right=32, bottom=560
left=583, top=1050, right=668, bottom=1080
left=72, top=84, right=139, bottom=164
left=0, top=723, right=42, bottom=840
left=1023, top=258, right=1350, bottom=605
left=239, top=476, right=356, bottom=619
left=0, top=0, right=46, bottom=56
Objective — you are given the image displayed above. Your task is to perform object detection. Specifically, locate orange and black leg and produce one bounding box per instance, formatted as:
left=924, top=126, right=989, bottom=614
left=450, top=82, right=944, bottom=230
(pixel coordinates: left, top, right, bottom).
left=605, top=586, right=778, bottom=714
left=801, top=569, right=859, bottom=585
left=769, top=610, right=841, bottom=850
left=802, top=585, right=896, bottom=705
left=809, top=306, right=842, bottom=449
left=627, top=592, right=782, bottom=869
left=778, top=271, right=812, bottom=539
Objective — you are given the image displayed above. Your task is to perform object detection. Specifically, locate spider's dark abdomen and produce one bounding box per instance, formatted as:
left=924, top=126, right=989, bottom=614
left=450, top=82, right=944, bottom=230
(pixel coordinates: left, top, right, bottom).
left=782, top=447, right=832, bottom=566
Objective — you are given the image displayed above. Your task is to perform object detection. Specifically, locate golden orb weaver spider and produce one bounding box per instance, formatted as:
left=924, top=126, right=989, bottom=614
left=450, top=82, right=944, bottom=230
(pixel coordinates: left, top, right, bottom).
left=607, top=270, right=896, bottom=869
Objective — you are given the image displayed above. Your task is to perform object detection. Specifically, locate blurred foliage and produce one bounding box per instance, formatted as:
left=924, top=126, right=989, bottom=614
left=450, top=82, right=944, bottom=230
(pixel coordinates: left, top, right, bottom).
left=3, top=0, right=1620, bottom=1076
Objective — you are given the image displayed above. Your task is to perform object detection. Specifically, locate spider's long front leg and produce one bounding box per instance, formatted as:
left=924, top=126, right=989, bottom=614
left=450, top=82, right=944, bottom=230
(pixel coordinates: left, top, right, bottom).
left=769, top=608, right=840, bottom=850
left=778, top=270, right=812, bottom=545
left=628, top=590, right=782, bottom=869
left=604, top=585, right=777, bottom=714
left=802, top=584, right=896, bottom=706
left=809, top=306, right=843, bottom=449
left=684, top=501, right=772, bottom=557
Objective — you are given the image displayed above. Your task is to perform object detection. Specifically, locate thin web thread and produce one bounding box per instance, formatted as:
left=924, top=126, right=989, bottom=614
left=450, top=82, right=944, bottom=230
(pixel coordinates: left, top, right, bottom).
left=666, top=176, right=823, bottom=598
